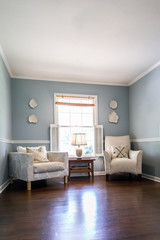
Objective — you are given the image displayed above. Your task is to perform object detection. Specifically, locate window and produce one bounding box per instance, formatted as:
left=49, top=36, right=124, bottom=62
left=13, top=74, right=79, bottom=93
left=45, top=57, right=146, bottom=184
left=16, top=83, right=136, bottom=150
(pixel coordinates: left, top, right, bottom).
left=50, top=93, right=103, bottom=157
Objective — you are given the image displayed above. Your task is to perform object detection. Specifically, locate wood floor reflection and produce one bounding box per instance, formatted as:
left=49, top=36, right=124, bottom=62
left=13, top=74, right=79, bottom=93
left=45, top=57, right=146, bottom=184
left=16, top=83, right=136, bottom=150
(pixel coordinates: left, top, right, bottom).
left=1, top=175, right=160, bottom=240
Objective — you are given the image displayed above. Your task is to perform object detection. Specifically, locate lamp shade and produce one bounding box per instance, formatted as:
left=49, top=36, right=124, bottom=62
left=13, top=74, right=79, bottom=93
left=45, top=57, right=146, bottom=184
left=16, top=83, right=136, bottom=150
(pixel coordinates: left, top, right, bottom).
left=71, top=133, right=87, bottom=146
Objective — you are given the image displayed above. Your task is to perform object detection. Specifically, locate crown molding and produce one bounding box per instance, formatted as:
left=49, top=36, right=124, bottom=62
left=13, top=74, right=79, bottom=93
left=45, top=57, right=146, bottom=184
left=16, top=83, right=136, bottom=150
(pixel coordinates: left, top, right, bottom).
left=1, top=43, right=160, bottom=87
left=0, top=44, right=13, bottom=77
left=128, top=61, right=160, bottom=86
left=12, top=75, right=128, bottom=86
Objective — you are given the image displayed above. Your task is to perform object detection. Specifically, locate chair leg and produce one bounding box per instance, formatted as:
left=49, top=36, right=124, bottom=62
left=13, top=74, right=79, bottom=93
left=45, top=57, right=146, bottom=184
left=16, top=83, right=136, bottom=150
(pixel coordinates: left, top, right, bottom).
left=106, top=174, right=110, bottom=182
left=64, top=176, right=68, bottom=184
left=27, top=181, right=31, bottom=191
left=138, top=174, right=142, bottom=181
left=10, top=177, right=13, bottom=184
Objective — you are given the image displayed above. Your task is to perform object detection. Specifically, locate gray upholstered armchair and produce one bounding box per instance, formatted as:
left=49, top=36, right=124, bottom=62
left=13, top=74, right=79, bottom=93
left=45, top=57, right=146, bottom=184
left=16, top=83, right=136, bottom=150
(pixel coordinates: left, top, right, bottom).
left=104, top=135, right=143, bottom=181
left=9, top=148, right=68, bottom=190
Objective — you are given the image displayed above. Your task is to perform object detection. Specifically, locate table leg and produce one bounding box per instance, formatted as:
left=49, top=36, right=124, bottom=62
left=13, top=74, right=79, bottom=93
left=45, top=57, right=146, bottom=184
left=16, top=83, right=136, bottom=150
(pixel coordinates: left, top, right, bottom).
left=68, top=162, right=71, bottom=181
left=91, top=161, right=94, bottom=179
left=88, top=163, right=90, bottom=177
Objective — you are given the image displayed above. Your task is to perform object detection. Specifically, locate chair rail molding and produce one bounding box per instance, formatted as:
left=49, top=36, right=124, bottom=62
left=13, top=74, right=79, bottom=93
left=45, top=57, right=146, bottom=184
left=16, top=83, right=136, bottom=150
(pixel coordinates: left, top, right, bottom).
left=0, top=138, right=50, bottom=144
left=0, top=138, right=12, bottom=144
left=131, top=137, right=160, bottom=143
left=12, top=140, right=50, bottom=144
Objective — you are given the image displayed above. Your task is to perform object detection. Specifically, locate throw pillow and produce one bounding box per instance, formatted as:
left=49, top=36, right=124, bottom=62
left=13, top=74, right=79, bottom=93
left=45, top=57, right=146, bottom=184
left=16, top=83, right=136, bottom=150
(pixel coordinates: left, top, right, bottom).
left=26, top=147, right=49, bottom=163
left=17, top=146, right=26, bottom=153
left=111, top=145, right=128, bottom=159
left=17, top=145, right=46, bottom=153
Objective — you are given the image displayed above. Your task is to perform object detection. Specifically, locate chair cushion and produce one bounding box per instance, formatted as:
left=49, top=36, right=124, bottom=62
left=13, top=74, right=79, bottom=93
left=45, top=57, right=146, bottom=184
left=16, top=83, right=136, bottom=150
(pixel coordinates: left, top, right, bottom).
left=33, top=162, right=65, bottom=173
left=105, top=135, right=130, bottom=152
left=111, top=145, right=128, bottom=159
left=111, top=158, right=136, bottom=174
left=26, top=147, right=49, bottom=163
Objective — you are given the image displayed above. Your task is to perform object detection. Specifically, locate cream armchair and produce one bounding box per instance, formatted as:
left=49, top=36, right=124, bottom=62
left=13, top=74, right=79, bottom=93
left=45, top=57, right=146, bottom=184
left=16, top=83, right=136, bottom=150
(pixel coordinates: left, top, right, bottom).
left=9, top=150, right=68, bottom=190
left=104, top=135, right=143, bottom=181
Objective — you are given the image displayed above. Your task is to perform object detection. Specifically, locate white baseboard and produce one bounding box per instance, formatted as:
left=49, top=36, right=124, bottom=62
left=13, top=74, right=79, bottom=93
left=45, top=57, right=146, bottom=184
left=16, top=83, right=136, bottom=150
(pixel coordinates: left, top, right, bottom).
left=142, top=173, right=160, bottom=183
left=94, top=171, right=106, bottom=176
left=0, top=179, right=10, bottom=194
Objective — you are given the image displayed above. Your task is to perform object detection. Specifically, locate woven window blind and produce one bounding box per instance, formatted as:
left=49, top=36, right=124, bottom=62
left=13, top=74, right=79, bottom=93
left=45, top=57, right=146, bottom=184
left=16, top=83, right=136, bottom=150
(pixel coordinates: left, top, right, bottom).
left=55, top=95, right=95, bottom=107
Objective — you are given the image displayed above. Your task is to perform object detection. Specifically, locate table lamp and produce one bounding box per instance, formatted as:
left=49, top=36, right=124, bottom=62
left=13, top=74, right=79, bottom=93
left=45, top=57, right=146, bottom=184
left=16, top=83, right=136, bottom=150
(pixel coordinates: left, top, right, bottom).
left=71, top=133, right=87, bottom=158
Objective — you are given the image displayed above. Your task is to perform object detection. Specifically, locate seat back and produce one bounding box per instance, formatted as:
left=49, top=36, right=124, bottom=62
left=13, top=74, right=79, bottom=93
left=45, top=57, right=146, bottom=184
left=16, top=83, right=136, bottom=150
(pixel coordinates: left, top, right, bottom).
left=105, top=135, right=130, bottom=153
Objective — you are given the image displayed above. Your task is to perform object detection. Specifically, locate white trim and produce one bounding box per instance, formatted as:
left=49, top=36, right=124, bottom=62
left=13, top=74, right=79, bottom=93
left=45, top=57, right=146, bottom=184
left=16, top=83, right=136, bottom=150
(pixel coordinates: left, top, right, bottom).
left=54, top=92, right=98, bottom=125
left=129, top=61, right=160, bottom=86
left=12, top=140, right=50, bottom=144
left=0, top=138, right=12, bottom=144
left=0, top=179, right=10, bottom=194
left=0, top=43, right=159, bottom=87
left=0, top=138, right=50, bottom=144
left=142, top=173, right=160, bottom=183
left=1, top=42, right=159, bottom=87
left=0, top=44, right=13, bottom=77
left=131, top=137, right=160, bottom=143
left=54, top=93, right=98, bottom=155
left=94, top=171, right=106, bottom=176
left=12, top=76, right=128, bottom=86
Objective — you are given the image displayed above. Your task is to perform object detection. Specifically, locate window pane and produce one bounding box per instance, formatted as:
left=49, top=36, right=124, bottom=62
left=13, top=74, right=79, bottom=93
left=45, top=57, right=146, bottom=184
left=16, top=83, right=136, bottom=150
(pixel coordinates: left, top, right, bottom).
left=70, top=113, right=82, bottom=126
left=58, top=105, right=70, bottom=113
left=82, top=114, right=93, bottom=126
left=71, top=106, right=81, bottom=113
left=58, top=113, right=70, bottom=125
left=82, top=107, right=93, bottom=114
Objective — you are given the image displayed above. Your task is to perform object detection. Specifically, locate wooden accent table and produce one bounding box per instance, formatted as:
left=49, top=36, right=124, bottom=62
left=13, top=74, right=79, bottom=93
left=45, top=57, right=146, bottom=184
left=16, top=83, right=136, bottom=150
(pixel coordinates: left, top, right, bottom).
left=68, top=157, right=95, bottom=180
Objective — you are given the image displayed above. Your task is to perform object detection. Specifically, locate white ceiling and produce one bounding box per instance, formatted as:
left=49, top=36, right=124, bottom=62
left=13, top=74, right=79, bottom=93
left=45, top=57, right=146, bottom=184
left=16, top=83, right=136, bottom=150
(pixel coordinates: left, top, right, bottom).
left=0, top=0, right=160, bottom=86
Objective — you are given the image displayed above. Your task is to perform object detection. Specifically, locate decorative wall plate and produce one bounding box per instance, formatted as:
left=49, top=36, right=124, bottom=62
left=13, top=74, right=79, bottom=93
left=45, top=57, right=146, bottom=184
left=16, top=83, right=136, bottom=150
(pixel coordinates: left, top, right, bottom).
left=29, top=99, right=38, bottom=109
left=28, top=114, right=38, bottom=123
left=108, top=111, right=119, bottom=123
left=109, top=100, right=118, bottom=109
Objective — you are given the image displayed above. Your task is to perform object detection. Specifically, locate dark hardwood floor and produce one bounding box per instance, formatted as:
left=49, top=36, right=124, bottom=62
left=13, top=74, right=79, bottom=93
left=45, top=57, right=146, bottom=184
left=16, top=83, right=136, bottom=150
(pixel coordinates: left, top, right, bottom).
left=1, top=175, right=160, bottom=240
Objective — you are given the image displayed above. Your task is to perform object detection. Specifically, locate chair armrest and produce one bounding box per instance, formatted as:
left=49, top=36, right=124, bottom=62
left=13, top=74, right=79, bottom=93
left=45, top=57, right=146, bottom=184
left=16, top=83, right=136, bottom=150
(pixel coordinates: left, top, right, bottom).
left=129, top=150, right=143, bottom=174
left=9, top=153, right=34, bottom=181
left=104, top=150, right=112, bottom=174
left=47, top=151, right=68, bottom=171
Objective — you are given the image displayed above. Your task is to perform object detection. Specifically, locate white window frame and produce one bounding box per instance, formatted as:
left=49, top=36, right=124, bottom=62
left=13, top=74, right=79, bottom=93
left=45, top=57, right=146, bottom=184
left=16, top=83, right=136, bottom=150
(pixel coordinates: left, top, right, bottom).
left=54, top=93, right=98, bottom=126
left=51, top=93, right=103, bottom=157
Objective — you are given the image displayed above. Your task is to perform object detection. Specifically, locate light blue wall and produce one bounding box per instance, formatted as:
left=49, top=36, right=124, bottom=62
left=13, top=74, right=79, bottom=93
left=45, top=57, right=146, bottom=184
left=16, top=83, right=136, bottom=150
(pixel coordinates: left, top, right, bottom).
left=12, top=78, right=129, bottom=153
left=129, top=66, right=160, bottom=177
left=0, top=55, right=12, bottom=186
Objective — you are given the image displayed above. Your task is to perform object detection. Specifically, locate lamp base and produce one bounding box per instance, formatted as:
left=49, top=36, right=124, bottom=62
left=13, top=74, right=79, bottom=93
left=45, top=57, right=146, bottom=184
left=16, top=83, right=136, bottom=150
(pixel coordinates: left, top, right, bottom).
left=76, top=148, right=82, bottom=158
